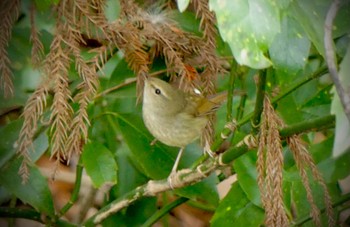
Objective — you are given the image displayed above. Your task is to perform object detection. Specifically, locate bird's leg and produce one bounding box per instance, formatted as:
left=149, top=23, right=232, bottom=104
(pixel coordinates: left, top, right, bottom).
left=168, top=147, right=184, bottom=189
left=150, top=138, right=157, bottom=146
left=171, top=147, right=184, bottom=174
left=204, top=140, right=215, bottom=158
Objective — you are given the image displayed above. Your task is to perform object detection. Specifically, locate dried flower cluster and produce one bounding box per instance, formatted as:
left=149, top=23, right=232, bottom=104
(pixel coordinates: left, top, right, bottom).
left=287, top=135, right=335, bottom=226
left=257, top=96, right=289, bottom=227
left=257, top=95, right=334, bottom=226
left=14, top=0, right=224, bottom=181
left=0, top=0, right=20, bottom=98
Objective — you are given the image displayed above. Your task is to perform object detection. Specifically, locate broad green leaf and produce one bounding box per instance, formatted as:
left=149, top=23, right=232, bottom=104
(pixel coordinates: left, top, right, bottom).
left=177, top=0, right=190, bottom=12
left=269, top=15, right=310, bottom=75
left=0, top=120, right=48, bottom=169
left=211, top=182, right=264, bottom=226
left=209, top=0, right=280, bottom=69
left=331, top=44, right=350, bottom=157
left=289, top=0, right=329, bottom=57
left=115, top=113, right=219, bottom=206
left=290, top=180, right=339, bottom=225
left=277, top=95, right=304, bottom=124
left=105, top=0, right=121, bottom=22
left=170, top=11, right=201, bottom=35
left=333, top=3, right=350, bottom=38
left=108, top=58, right=135, bottom=88
left=308, top=136, right=333, bottom=163
left=0, top=158, right=54, bottom=216
left=34, top=0, right=59, bottom=11
left=112, top=143, right=149, bottom=197
left=82, top=141, right=118, bottom=188
left=233, top=152, right=261, bottom=206
left=0, top=120, right=23, bottom=169
left=317, top=146, right=350, bottom=183
left=99, top=52, right=123, bottom=79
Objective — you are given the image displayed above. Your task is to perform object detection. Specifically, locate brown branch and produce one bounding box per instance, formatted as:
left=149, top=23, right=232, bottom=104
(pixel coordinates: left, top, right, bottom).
left=324, top=0, right=350, bottom=122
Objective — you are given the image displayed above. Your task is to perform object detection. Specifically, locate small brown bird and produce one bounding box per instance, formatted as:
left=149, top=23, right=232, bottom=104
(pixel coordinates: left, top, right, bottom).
left=142, top=77, right=226, bottom=178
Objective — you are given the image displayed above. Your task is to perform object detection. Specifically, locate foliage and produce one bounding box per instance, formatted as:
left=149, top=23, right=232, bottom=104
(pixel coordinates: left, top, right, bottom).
left=0, top=0, right=350, bottom=226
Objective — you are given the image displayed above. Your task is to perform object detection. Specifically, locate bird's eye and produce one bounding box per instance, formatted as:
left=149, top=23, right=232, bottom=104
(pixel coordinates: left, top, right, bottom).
left=155, top=88, right=161, bottom=95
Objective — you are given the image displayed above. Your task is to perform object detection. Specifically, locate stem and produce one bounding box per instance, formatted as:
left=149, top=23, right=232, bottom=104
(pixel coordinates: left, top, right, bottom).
left=251, top=69, right=267, bottom=133
left=226, top=62, right=237, bottom=122
left=0, top=207, right=75, bottom=227
left=141, top=197, right=189, bottom=227
left=324, top=0, right=350, bottom=122
left=235, top=88, right=247, bottom=121
left=57, top=157, right=84, bottom=217
left=279, top=115, right=335, bottom=138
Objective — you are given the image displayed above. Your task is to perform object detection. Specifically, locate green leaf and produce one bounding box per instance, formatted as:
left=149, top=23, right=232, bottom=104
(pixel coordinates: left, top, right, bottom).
left=177, top=0, right=190, bottom=12
left=233, top=152, right=261, bottom=206
left=290, top=180, right=339, bottom=225
left=0, top=158, right=54, bottom=216
left=209, top=0, right=280, bottom=69
left=105, top=0, right=121, bottom=23
left=289, top=0, right=329, bottom=57
left=108, top=58, right=135, bottom=88
left=317, top=146, right=350, bottom=183
left=211, top=183, right=264, bottom=226
left=34, top=0, right=59, bottom=11
left=0, top=120, right=48, bottom=169
left=82, top=141, right=118, bottom=188
left=331, top=44, right=350, bottom=157
left=269, top=15, right=310, bottom=75
left=170, top=11, right=201, bottom=35
left=112, top=143, right=149, bottom=197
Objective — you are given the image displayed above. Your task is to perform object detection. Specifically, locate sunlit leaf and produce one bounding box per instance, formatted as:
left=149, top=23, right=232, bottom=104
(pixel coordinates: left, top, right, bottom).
left=211, top=183, right=264, bottom=226
left=269, top=15, right=310, bottom=75
left=82, top=141, right=118, bottom=188
left=177, top=0, right=190, bottom=12
left=209, top=0, right=280, bottom=69
left=234, top=152, right=261, bottom=206
left=289, top=0, right=329, bottom=57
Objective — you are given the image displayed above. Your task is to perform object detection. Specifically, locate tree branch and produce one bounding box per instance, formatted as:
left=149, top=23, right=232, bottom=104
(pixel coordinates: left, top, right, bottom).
left=324, top=0, right=350, bottom=122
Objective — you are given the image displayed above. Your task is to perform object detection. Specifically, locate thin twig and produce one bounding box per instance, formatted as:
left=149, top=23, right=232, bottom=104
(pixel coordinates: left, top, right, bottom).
left=0, top=207, right=75, bottom=227
left=94, top=68, right=168, bottom=99
left=251, top=69, right=267, bottom=133
left=141, top=197, right=189, bottom=227
left=324, top=0, right=350, bottom=122
left=57, top=157, right=84, bottom=217
left=226, top=61, right=237, bottom=122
